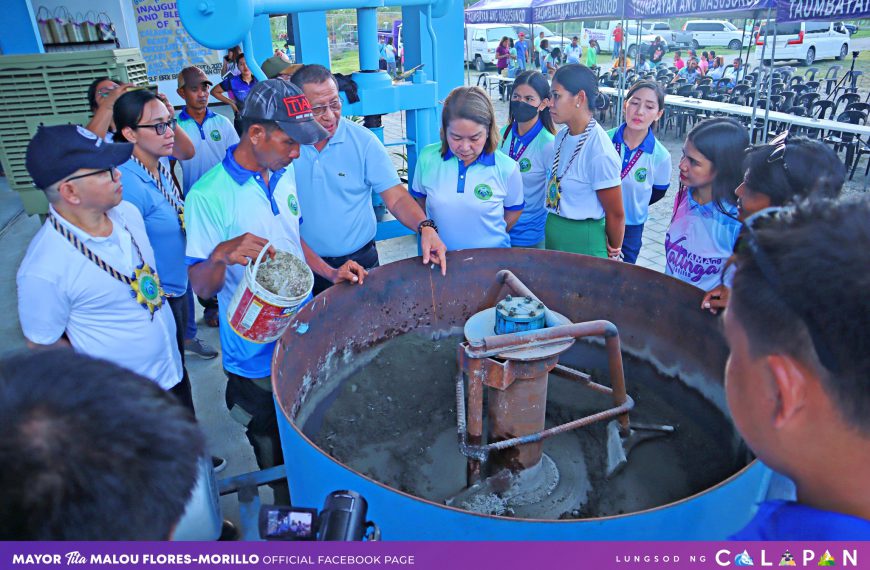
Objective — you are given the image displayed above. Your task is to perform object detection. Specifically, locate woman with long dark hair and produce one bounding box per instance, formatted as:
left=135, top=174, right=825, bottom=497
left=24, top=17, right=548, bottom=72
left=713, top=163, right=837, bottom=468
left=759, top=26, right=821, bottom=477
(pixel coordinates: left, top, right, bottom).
left=607, top=81, right=671, bottom=264
left=545, top=64, right=624, bottom=258
left=500, top=70, right=556, bottom=248
left=665, top=117, right=747, bottom=291
left=114, top=90, right=194, bottom=411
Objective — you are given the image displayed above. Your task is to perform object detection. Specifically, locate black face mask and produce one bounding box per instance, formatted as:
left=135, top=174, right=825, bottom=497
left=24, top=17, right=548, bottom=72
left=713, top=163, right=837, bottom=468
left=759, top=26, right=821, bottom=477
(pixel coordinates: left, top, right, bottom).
left=510, top=100, right=539, bottom=123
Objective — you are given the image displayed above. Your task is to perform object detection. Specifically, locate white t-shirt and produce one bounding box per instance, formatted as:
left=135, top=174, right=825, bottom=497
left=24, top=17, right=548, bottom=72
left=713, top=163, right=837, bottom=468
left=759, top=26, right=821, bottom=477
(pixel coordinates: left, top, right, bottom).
left=17, top=202, right=182, bottom=390
left=411, top=143, right=524, bottom=251
left=565, top=44, right=583, bottom=64
left=545, top=122, right=621, bottom=220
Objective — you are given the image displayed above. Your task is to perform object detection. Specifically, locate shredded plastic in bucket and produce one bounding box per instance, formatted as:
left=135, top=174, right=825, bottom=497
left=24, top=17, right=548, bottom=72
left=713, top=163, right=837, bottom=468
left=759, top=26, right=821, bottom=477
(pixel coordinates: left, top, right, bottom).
left=255, top=250, right=313, bottom=298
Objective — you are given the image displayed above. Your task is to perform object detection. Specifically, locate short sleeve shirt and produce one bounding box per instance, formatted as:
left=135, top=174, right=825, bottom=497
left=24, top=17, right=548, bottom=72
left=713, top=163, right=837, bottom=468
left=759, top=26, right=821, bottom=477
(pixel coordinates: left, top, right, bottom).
left=220, top=75, right=257, bottom=109
left=411, top=143, right=524, bottom=251
left=185, top=146, right=305, bottom=379
left=731, top=500, right=870, bottom=540
left=176, top=108, right=240, bottom=195
left=294, top=119, right=401, bottom=257
left=499, top=120, right=555, bottom=246
left=515, top=40, right=528, bottom=61
left=17, top=202, right=182, bottom=390
left=546, top=122, right=622, bottom=220
left=118, top=158, right=187, bottom=296
left=565, top=44, right=582, bottom=64
left=607, top=125, right=672, bottom=226
left=665, top=188, right=741, bottom=291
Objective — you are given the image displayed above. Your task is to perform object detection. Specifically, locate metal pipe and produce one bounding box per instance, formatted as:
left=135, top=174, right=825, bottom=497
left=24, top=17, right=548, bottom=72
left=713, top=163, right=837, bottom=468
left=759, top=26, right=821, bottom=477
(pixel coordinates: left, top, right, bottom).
left=357, top=7, right=379, bottom=71
left=466, top=366, right=484, bottom=484
left=762, top=22, right=778, bottom=143
left=606, top=335, right=630, bottom=434
left=426, top=3, right=438, bottom=83
left=748, top=6, right=772, bottom=143
left=468, top=319, right=617, bottom=355
left=243, top=31, right=267, bottom=81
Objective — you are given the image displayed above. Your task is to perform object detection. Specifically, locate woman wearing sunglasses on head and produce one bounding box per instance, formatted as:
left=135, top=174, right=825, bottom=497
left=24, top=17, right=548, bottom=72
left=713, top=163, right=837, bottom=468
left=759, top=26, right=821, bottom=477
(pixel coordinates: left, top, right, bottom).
left=113, top=89, right=196, bottom=413
left=701, top=133, right=846, bottom=313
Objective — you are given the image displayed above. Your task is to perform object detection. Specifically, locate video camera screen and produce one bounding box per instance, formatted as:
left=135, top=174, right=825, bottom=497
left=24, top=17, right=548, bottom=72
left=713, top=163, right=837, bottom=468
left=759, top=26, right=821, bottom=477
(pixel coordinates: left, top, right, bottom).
left=263, top=508, right=316, bottom=540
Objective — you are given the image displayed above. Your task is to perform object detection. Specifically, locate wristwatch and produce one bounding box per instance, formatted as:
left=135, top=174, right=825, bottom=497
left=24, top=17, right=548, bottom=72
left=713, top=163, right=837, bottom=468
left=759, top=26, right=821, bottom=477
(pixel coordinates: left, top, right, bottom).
left=418, top=219, right=438, bottom=234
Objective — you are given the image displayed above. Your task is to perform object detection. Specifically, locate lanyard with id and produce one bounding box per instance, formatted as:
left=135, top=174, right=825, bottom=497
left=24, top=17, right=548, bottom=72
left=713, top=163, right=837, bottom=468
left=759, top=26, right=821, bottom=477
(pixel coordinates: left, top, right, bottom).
left=131, top=157, right=185, bottom=233
left=546, top=118, right=596, bottom=214
left=50, top=214, right=166, bottom=318
left=614, top=142, right=644, bottom=180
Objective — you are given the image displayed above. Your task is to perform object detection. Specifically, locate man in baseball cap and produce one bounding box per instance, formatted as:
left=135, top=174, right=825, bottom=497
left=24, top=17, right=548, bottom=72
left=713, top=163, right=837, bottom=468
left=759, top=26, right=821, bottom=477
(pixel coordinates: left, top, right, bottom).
left=18, top=124, right=184, bottom=395
left=516, top=31, right=529, bottom=71
left=260, top=55, right=302, bottom=80
left=184, top=79, right=366, bottom=505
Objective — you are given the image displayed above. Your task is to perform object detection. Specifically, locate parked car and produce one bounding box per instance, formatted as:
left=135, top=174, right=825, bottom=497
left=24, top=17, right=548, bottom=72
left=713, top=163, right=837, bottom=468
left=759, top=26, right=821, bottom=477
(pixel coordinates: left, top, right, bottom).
left=512, top=23, right=570, bottom=54
left=463, top=22, right=569, bottom=72
left=643, top=21, right=692, bottom=50
left=844, top=23, right=859, bottom=35
left=580, top=20, right=668, bottom=56
left=752, top=21, right=850, bottom=66
left=683, top=20, right=751, bottom=50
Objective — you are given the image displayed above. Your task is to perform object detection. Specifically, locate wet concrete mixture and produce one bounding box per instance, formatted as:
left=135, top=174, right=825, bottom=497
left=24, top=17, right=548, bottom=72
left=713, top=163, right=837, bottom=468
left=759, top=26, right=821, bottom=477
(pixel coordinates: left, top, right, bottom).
left=301, top=331, right=748, bottom=520
left=255, top=250, right=312, bottom=298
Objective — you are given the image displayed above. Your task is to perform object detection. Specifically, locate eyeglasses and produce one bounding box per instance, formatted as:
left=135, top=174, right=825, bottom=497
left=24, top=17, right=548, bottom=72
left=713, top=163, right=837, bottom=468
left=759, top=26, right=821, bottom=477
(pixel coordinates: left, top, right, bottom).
left=64, top=166, right=118, bottom=183
left=310, top=100, right=341, bottom=117
left=135, top=119, right=177, bottom=135
left=741, top=206, right=840, bottom=373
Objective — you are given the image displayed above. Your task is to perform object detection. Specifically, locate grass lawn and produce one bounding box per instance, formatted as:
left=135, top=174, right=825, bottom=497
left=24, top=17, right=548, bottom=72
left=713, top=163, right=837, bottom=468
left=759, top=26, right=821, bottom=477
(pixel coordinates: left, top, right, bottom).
left=332, top=49, right=361, bottom=75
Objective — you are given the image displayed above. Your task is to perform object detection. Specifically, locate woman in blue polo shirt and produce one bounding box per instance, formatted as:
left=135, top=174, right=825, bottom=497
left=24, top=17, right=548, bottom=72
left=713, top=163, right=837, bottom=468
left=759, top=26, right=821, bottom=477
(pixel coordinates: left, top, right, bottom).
left=411, top=86, right=524, bottom=251
left=114, top=89, right=193, bottom=411
left=211, top=53, right=258, bottom=134
left=545, top=64, right=625, bottom=259
left=500, top=70, right=556, bottom=248
left=607, top=81, right=671, bottom=264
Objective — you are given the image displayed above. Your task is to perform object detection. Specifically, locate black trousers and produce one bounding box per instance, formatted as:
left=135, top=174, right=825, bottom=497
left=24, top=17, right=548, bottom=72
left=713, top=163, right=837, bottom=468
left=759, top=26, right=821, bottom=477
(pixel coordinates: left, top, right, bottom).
left=167, top=295, right=195, bottom=414
left=225, top=372, right=291, bottom=505
left=312, top=240, right=380, bottom=296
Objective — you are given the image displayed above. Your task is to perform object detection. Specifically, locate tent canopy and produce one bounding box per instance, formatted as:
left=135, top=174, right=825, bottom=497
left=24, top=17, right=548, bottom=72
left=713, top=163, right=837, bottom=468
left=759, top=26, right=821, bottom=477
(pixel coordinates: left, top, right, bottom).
left=776, top=0, right=870, bottom=22
left=464, top=0, right=538, bottom=24
left=624, top=0, right=774, bottom=19
left=533, top=0, right=624, bottom=21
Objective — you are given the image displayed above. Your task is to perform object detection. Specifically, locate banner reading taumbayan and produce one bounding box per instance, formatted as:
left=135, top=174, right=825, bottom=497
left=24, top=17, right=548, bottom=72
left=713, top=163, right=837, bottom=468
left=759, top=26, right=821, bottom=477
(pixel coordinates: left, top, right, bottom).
left=625, top=0, right=772, bottom=19
left=534, top=0, right=622, bottom=21
left=133, top=0, right=222, bottom=103
left=776, top=0, right=870, bottom=21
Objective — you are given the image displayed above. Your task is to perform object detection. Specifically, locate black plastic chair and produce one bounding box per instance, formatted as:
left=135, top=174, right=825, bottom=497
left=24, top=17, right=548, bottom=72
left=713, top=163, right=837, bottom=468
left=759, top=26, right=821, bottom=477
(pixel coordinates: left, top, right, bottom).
left=806, top=100, right=837, bottom=139
left=835, top=70, right=864, bottom=97
left=824, top=65, right=842, bottom=95
left=834, top=92, right=862, bottom=115
left=824, top=110, right=867, bottom=172
left=797, top=92, right=821, bottom=109
left=788, top=75, right=805, bottom=88
left=846, top=102, right=870, bottom=115
left=791, top=84, right=811, bottom=96
left=779, top=91, right=797, bottom=110
left=804, top=67, right=819, bottom=81
left=804, top=80, right=821, bottom=93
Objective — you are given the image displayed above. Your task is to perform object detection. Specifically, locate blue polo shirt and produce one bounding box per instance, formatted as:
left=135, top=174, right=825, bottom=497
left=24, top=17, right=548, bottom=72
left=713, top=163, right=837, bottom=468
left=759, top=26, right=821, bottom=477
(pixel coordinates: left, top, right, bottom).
left=411, top=143, right=524, bottom=251
left=515, top=39, right=528, bottom=64
left=119, top=158, right=187, bottom=296
left=185, top=146, right=306, bottom=379
left=608, top=124, right=671, bottom=226
left=499, top=120, right=555, bottom=246
left=294, top=119, right=401, bottom=257
left=176, top=108, right=239, bottom=195
left=731, top=500, right=870, bottom=540
left=220, top=75, right=257, bottom=109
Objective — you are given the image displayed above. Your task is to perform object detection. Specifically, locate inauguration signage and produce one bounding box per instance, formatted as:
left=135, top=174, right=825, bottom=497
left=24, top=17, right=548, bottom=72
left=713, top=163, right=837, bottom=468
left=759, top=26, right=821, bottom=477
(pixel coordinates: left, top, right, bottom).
left=625, top=0, right=773, bottom=19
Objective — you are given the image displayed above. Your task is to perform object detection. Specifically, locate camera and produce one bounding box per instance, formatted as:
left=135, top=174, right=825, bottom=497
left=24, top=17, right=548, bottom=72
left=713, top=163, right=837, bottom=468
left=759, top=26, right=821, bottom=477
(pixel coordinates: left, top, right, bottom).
left=853, top=51, right=860, bottom=58
left=259, top=490, right=379, bottom=541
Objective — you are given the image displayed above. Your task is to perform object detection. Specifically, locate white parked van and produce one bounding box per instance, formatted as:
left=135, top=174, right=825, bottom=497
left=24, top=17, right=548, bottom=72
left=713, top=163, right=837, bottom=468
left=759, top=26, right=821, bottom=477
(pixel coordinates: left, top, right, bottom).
left=683, top=20, right=750, bottom=50
left=752, top=21, right=850, bottom=66
left=464, top=22, right=568, bottom=72
left=580, top=20, right=667, bottom=57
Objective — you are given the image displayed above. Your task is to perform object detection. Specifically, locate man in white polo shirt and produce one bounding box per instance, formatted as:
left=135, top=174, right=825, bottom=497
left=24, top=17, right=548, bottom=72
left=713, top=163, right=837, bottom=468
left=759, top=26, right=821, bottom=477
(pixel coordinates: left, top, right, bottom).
left=290, top=64, right=447, bottom=294
left=185, top=79, right=365, bottom=504
left=17, top=125, right=182, bottom=393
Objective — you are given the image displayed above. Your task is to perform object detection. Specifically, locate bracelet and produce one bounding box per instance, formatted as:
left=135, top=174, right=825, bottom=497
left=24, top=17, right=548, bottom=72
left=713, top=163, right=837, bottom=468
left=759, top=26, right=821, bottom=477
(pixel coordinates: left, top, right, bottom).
left=418, top=219, right=438, bottom=234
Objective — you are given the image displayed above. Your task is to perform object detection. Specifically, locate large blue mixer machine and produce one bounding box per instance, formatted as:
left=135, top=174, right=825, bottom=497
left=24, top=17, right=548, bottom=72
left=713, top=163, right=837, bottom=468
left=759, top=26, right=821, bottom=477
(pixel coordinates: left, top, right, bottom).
left=177, top=1, right=777, bottom=539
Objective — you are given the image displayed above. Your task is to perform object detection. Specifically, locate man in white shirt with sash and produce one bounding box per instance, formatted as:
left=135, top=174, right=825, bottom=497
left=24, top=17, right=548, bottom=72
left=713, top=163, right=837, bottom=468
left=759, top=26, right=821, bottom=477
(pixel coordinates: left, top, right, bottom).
left=17, top=125, right=182, bottom=394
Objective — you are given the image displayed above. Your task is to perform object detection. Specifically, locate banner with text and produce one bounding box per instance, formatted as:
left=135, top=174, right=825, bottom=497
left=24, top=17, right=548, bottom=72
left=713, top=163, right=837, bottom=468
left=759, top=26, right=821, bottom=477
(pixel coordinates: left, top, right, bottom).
left=625, top=0, right=773, bottom=19
left=133, top=0, right=222, bottom=94
left=776, top=0, right=870, bottom=21
left=1, top=541, right=866, bottom=570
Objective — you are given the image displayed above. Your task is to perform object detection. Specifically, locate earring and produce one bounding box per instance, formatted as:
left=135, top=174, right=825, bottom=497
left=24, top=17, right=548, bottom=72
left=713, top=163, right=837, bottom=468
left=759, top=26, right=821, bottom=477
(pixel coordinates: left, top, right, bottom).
left=575, top=103, right=580, bottom=108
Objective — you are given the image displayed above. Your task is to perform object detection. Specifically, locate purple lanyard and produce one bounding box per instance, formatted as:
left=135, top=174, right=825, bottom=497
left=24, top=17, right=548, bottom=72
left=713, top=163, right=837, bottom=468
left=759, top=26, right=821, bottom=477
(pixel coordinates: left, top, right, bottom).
left=508, top=132, right=530, bottom=162
left=614, top=142, right=644, bottom=181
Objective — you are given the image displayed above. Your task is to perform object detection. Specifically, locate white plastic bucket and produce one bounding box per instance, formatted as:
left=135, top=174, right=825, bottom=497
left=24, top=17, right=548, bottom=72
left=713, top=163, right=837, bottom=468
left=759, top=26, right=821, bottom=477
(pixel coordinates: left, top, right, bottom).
left=227, top=242, right=313, bottom=344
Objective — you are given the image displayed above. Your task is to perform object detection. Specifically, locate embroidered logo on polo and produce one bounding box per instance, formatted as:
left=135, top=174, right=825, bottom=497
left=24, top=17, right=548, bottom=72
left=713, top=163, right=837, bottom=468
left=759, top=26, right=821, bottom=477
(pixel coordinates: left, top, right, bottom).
left=283, top=95, right=313, bottom=119
left=287, top=194, right=300, bottom=216
left=634, top=167, right=648, bottom=183
left=474, top=184, right=493, bottom=201
left=210, top=129, right=221, bottom=142
left=519, top=158, right=532, bottom=172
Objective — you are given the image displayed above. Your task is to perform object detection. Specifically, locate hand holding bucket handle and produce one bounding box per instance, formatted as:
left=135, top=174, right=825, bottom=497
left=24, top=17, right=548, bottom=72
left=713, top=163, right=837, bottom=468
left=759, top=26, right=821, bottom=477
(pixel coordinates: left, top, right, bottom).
left=212, top=233, right=274, bottom=267
left=249, top=240, right=276, bottom=280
